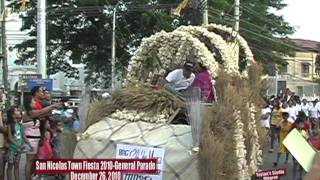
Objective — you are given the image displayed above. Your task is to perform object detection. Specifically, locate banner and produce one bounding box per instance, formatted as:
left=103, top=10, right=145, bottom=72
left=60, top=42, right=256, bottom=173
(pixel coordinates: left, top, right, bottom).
left=18, top=74, right=41, bottom=92
left=35, top=159, right=158, bottom=180
left=116, top=144, right=165, bottom=180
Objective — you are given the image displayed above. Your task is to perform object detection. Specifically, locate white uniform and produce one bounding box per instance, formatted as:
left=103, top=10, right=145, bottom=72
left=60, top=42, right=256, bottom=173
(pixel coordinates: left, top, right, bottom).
left=283, top=107, right=297, bottom=121
left=301, top=104, right=311, bottom=117
left=260, top=107, right=271, bottom=128
left=310, top=106, right=319, bottom=119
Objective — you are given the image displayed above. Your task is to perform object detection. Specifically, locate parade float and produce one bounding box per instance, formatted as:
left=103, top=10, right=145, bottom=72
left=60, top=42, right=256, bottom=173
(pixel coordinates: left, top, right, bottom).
left=73, top=23, right=267, bottom=180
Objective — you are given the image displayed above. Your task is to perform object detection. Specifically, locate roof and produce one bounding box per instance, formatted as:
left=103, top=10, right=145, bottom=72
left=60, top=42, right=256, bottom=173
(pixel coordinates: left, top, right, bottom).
left=291, top=39, right=320, bottom=52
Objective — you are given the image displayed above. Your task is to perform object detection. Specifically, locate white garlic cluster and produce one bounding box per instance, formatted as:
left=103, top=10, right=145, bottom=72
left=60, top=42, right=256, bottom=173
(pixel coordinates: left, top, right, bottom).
left=175, top=26, right=238, bottom=74
left=204, top=24, right=255, bottom=77
left=233, top=110, right=250, bottom=179
left=248, top=104, right=263, bottom=175
left=110, top=109, right=169, bottom=124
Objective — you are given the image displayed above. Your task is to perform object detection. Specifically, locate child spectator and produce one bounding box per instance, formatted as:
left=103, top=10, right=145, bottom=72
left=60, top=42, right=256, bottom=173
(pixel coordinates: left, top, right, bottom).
left=273, top=112, right=292, bottom=166
left=38, top=120, right=53, bottom=159
left=50, top=120, right=63, bottom=159
left=50, top=120, right=64, bottom=180
left=6, top=106, right=32, bottom=180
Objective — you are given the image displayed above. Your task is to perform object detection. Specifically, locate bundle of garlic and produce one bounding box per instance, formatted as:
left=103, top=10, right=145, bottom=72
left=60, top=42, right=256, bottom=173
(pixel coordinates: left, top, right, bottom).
left=204, top=23, right=255, bottom=77
left=233, top=109, right=250, bottom=179
left=175, top=26, right=237, bottom=74
left=248, top=104, right=263, bottom=175
left=110, top=109, right=169, bottom=124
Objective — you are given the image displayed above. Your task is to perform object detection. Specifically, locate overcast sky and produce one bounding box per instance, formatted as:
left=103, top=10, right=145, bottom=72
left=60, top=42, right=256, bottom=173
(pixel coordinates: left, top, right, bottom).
left=279, top=0, right=320, bottom=42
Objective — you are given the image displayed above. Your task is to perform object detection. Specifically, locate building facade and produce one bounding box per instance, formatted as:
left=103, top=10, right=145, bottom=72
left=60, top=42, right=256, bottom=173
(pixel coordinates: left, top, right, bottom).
left=268, top=39, right=320, bottom=99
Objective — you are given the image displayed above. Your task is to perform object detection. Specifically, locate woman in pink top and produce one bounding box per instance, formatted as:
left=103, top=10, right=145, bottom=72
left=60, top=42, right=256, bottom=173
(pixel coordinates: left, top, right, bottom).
left=23, top=86, right=62, bottom=180
left=191, top=63, right=216, bottom=103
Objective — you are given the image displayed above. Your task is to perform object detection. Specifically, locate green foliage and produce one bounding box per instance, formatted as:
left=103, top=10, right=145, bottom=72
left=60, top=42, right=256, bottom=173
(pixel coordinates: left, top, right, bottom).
left=8, top=0, right=181, bottom=88
left=207, top=0, right=296, bottom=72
left=8, top=0, right=296, bottom=88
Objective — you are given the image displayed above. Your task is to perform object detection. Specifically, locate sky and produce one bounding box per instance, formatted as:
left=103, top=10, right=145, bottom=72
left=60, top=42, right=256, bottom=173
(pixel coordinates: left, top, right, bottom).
left=279, top=0, right=320, bottom=42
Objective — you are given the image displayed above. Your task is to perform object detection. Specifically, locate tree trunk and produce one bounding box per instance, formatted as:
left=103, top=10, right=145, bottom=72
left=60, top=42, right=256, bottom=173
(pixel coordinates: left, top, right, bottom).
left=1, top=0, right=10, bottom=109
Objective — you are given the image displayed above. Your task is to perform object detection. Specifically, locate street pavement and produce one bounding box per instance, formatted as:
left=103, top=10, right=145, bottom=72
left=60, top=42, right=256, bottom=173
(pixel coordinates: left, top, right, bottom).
left=260, top=142, right=306, bottom=180
left=16, top=154, right=57, bottom=180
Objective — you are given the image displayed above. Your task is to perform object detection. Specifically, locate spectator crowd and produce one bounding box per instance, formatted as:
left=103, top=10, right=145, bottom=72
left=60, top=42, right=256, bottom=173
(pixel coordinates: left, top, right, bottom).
left=260, top=88, right=320, bottom=179
left=0, top=86, right=80, bottom=180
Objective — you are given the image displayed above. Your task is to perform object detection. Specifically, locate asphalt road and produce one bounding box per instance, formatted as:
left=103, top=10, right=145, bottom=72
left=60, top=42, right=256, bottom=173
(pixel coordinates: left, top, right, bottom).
left=260, top=141, right=306, bottom=180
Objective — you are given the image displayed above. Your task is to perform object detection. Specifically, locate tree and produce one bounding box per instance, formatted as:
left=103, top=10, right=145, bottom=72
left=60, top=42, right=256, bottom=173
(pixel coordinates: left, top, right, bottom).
left=205, top=0, right=296, bottom=73
left=8, top=0, right=181, bottom=87
left=8, top=0, right=296, bottom=87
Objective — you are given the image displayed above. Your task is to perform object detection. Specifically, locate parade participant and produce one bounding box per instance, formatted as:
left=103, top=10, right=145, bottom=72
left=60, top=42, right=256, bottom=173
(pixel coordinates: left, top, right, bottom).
left=301, top=99, right=311, bottom=117
left=293, top=97, right=302, bottom=115
left=269, top=101, right=283, bottom=152
left=316, top=99, right=320, bottom=115
left=309, top=100, right=319, bottom=129
left=6, top=106, right=32, bottom=180
left=283, top=100, right=296, bottom=122
left=297, top=111, right=312, bottom=136
left=191, top=62, right=214, bottom=103
left=162, top=61, right=195, bottom=95
left=304, top=152, right=320, bottom=180
left=260, top=102, right=271, bottom=129
left=23, top=86, right=62, bottom=180
left=273, top=112, right=292, bottom=166
left=38, top=120, right=53, bottom=159
left=293, top=118, right=308, bottom=179
left=308, top=128, right=320, bottom=151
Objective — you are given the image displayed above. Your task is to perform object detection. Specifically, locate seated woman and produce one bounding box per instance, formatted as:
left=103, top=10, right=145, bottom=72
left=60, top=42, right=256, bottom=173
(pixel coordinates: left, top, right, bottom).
left=191, top=63, right=216, bottom=103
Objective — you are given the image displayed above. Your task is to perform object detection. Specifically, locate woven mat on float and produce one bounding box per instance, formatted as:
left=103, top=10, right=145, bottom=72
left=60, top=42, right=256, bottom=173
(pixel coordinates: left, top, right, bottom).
left=73, top=118, right=199, bottom=180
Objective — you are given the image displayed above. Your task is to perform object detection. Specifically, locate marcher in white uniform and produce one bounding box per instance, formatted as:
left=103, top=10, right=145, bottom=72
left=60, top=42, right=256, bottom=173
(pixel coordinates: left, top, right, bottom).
left=283, top=101, right=296, bottom=122
left=294, top=101, right=302, bottom=116
left=301, top=99, right=311, bottom=117
left=310, top=101, right=319, bottom=128
left=261, top=103, right=271, bottom=128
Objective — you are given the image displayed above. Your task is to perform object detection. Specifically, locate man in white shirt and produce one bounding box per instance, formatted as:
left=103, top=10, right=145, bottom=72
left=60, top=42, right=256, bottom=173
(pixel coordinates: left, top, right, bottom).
left=164, top=62, right=195, bottom=92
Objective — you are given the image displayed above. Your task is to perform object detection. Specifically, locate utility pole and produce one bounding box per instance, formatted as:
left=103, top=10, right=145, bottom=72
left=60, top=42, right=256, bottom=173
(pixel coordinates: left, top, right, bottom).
left=234, top=0, right=240, bottom=32
left=111, top=5, right=117, bottom=91
left=37, top=0, right=47, bottom=78
left=203, top=0, right=208, bottom=25
left=1, top=0, right=10, bottom=109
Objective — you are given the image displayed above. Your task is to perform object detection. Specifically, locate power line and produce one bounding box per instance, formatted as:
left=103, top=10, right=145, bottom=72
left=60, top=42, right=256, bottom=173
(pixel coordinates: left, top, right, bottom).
left=240, top=5, right=292, bottom=32
left=207, top=10, right=301, bottom=51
